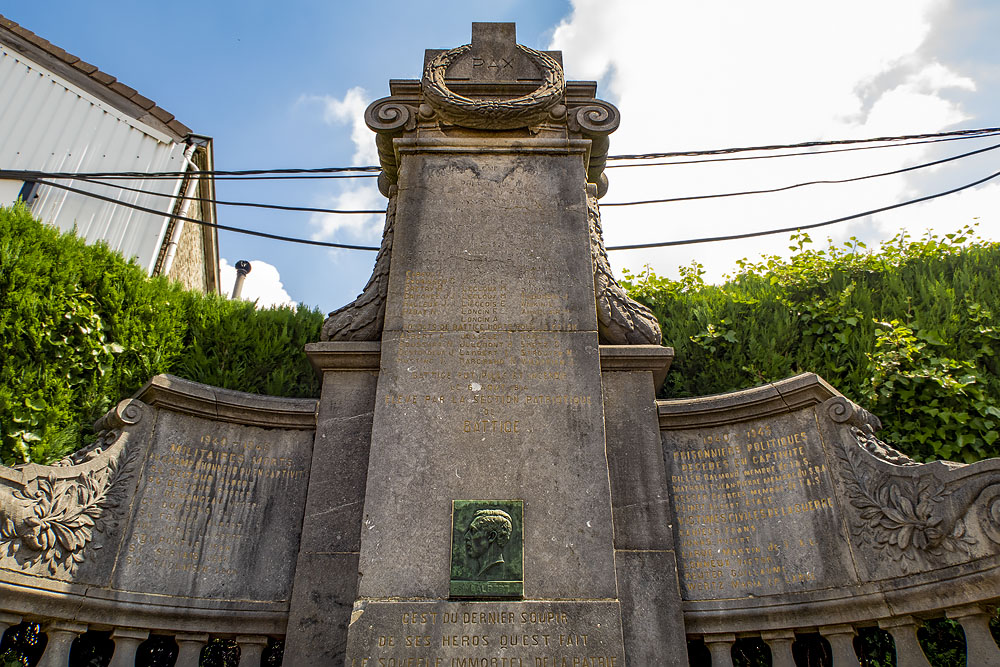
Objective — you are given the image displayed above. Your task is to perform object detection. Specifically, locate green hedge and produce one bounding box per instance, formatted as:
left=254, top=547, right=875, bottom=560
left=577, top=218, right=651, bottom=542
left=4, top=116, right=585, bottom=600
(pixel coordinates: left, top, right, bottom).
left=623, top=226, right=1000, bottom=464
left=0, top=205, right=322, bottom=466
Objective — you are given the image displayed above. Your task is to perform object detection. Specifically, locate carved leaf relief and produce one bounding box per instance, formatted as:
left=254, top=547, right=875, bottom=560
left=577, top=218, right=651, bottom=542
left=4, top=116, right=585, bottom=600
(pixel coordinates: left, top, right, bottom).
left=0, top=416, right=142, bottom=576
left=835, top=424, right=976, bottom=571
left=588, top=188, right=662, bottom=345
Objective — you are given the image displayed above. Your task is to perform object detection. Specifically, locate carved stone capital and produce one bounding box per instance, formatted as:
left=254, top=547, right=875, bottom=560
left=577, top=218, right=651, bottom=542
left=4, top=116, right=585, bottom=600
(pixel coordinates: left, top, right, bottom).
left=824, top=395, right=882, bottom=431
left=364, top=97, right=417, bottom=134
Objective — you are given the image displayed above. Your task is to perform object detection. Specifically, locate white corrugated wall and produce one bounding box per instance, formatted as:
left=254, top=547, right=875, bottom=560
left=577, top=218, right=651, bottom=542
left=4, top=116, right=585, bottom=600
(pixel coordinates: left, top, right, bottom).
left=0, top=42, right=187, bottom=273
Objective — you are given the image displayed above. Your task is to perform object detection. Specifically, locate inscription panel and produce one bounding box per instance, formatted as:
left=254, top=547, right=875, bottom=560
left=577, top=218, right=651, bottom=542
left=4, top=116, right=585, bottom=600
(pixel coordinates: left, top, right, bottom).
left=347, top=601, right=624, bottom=667
left=383, top=154, right=598, bottom=335
left=114, top=410, right=311, bottom=601
left=663, top=411, right=855, bottom=600
left=363, top=329, right=614, bottom=600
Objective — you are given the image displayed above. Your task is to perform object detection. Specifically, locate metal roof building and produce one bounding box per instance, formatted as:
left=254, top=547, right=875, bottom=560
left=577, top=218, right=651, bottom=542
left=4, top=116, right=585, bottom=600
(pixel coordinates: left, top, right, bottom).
left=0, top=14, right=220, bottom=294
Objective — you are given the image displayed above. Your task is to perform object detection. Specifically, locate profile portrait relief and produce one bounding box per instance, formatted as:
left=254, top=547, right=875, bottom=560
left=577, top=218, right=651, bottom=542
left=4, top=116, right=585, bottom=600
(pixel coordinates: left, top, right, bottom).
left=464, top=508, right=513, bottom=580
left=450, top=499, right=523, bottom=598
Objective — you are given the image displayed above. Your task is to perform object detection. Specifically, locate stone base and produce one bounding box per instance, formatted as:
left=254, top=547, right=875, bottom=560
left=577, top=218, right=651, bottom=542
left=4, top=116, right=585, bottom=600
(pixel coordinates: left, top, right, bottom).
left=346, top=600, right=625, bottom=667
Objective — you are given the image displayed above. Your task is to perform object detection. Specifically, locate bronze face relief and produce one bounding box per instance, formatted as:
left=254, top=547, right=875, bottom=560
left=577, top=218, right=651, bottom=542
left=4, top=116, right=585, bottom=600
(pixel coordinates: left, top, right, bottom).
left=451, top=500, right=523, bottom=598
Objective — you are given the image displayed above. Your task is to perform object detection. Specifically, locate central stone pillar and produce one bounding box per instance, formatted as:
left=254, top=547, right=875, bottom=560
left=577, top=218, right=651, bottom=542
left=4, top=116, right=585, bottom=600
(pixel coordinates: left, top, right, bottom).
left=343, top=23, right=630, bottom=666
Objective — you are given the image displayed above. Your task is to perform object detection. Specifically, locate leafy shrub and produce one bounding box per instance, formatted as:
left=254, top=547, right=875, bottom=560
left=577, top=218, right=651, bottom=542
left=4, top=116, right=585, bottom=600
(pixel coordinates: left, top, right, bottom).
left=623, top=225, right=1000, bottom=463
left=0, top=205, right=322, bottom=465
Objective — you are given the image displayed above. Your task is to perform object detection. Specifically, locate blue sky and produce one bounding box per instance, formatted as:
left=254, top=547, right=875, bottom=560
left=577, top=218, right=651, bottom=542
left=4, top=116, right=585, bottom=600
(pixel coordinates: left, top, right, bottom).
left=6, top=1, right=999, bottom=312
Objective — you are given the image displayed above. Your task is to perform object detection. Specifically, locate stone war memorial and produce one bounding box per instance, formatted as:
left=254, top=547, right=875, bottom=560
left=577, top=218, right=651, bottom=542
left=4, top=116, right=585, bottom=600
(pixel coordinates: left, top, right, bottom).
left=2, top=22, right=1000, bottom=667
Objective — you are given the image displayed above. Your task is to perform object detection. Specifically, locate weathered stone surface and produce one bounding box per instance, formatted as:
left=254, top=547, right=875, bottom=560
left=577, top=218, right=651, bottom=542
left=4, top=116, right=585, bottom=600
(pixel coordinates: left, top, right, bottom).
left=285, top=343, right=379, bottom=666
left=381, top=145, right=598, bottom=336
left=346, top=600, right=624, bottom=666
left=360, top=329, right=616, bottom=600
left=820, top=396, right=1000, bottom=583
left=347, top=25, right=628, bottom=665
left=615, top=550, right=688, bottom=666
left=296, top=347, right=379, bottom=553
left=283, top=552, right=360, bottom=667
left=660, top=373, right=1000, bottom=637
left=423, top=23, right=562, bottom=83
left=663, top=402, right=856, bottom=601
left=110, top=377, right=315, bottom=602
left=600, top=346, right=686, bottom=665
left=601, top=355, right=674, bottom=551
left=1, top=399, right=154, bottom=585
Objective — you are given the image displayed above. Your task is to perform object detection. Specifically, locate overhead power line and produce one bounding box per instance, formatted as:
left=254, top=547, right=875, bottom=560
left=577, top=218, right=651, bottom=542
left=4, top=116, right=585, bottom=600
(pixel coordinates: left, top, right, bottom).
left=605, top=132, right=1000, bottom=169
left=5, top=126, right=999, bottom=183
left=601, top=141, right=1000, bottom=207
left=606, top=168, right=1000, bottom=251
left=68, top=176, right=385, bottom=215
left=21, top=164, right=999, bottom=254
left=15, top=138, right=990, bottom=216
left=1, top=165, right=380, bottom=180
left=25, top=177, right=380, bottom=251
left=605, top=127, right=1000, bottom=161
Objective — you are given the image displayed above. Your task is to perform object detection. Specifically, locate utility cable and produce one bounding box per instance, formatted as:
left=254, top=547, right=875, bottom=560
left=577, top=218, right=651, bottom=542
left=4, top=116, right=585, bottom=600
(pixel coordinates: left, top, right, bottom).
left=66, top=176, right=386, bottom=215
left=5, top=127, right=999, bottom=183
left=3, top=169, right=379, bottom=182
left=605, top=168, right=1000, bottom=251
left=2, top=165, right=380, bottom=180
left=27, top=166, right=999, bottom=253
left=26, top=177, right=380, bottom=251
left=606, top=127, right=1000, bottom=161
left=37, top=138, right=995, bottom=215
left=602, top=140, right=1000, bottom=207
left=605, top=132, right=1000, bottom=169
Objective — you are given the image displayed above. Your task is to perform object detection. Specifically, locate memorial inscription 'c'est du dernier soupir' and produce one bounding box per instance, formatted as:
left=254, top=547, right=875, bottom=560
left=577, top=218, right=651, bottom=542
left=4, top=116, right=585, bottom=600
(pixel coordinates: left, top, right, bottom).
left=2, top=22, right=1000, bottom=667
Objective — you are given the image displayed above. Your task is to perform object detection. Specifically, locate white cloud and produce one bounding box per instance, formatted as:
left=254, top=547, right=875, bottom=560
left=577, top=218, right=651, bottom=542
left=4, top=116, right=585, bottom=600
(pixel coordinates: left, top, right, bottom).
left=299, top=87, right=387, bottom=246
left=303, top=86, right=379, bottom=165
left=219, top=258, right=295, bottom=309
left=308, top=182, right=385, bottom=243
left=549, top=0, right=992, bottom=282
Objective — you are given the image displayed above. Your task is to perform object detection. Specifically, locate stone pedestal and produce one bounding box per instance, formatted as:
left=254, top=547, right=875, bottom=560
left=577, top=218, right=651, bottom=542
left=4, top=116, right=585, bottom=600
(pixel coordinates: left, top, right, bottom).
left=346, top=136, right=625, bottom=663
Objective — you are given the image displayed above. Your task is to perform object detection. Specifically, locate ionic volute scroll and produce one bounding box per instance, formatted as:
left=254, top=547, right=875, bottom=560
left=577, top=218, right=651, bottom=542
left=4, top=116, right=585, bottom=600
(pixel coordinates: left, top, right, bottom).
left=567, top=99, right=620, bottom=198
left=0, top=399, right=149, bottom=578
left=365, top=97, right=418, bottom=197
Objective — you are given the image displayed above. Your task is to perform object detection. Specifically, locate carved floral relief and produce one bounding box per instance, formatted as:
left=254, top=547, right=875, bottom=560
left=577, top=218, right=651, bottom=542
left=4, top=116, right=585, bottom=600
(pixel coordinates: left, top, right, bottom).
left=825, top=396, right=1000, bottom=574
left=0, top=399, right=146, bottom=577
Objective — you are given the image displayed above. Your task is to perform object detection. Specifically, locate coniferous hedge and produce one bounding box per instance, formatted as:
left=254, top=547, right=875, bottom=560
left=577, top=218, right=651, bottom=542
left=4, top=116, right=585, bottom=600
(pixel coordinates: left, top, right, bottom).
left=0, top=205, right=322, bottom=466
left=622, top=226, right=1000, bottom=464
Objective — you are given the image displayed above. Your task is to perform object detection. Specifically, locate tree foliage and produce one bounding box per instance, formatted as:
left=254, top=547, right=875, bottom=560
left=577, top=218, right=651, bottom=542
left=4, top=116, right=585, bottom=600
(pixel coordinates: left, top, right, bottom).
left=0, top=205, right=322, bottom=466
left=622, top=225, right=1000, bottom=464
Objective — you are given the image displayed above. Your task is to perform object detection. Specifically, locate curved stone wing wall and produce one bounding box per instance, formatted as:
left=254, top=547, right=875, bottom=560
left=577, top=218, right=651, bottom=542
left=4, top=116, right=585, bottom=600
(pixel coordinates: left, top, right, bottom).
left=658, top=373, right=1000, bottom=636
left=0, top=375, right=316, bottom=636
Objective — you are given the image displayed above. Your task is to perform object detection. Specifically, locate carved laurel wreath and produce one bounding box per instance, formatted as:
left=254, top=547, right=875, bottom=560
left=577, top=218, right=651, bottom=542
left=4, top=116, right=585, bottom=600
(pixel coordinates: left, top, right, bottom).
left=422, top=43, right=566, bottom=129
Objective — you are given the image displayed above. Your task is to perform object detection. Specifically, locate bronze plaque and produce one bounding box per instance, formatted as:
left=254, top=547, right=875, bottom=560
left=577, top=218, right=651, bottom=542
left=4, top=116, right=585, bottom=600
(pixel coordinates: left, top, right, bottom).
left=450, top=499, right=523, bottom=598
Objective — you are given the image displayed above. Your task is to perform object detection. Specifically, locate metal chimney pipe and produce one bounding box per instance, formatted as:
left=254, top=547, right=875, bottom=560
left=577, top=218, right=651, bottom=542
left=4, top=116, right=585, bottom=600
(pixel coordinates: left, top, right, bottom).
left=231, top=260, right=252, bottom=299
